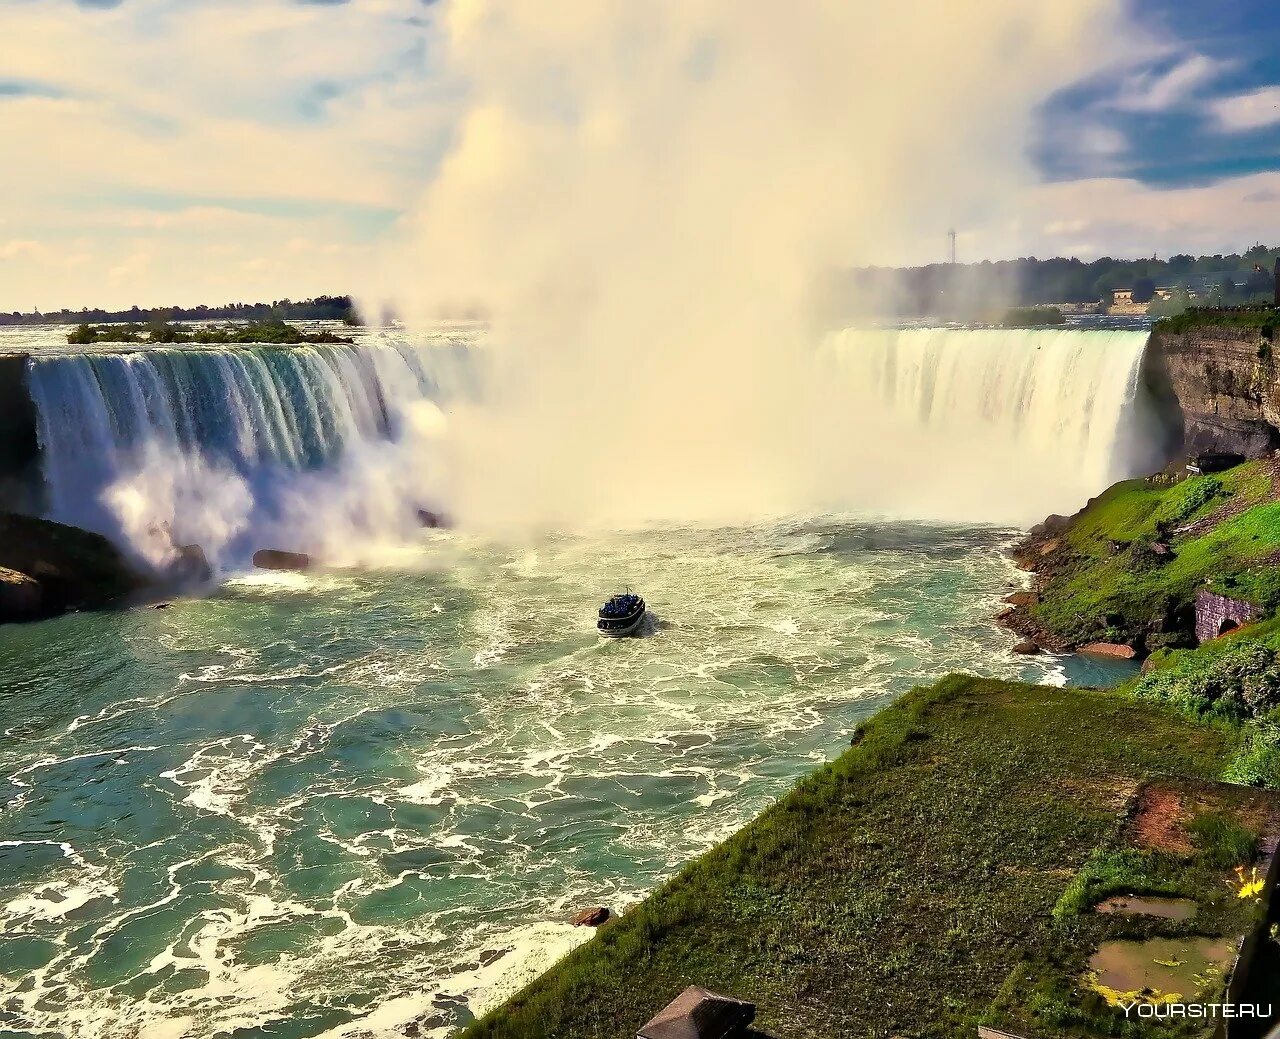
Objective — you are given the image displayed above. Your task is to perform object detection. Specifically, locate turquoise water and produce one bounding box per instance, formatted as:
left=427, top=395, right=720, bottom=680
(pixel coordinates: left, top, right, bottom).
left=0, top=521, right=1085, bottom=1038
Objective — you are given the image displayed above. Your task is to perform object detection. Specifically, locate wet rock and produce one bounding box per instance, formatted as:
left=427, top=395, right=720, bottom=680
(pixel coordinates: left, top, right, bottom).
left=1012, top=640, right=1041, bottom=655
left=1079, top=641, right=1137, bottom=660
left=416, top=508, right=449, bottom=529
left=167, top=544, right=211, bottom=584
left=151, top=602, right=172, bottom=610
left=571, top=906, right=610, bottom=927
left=1003, top=590, right=1039, bottom=607
left=252, top=549, right=313, bottom=572
left=0, top=512, right=145, bottom=623
left=0, top=566, right=43, bottom=622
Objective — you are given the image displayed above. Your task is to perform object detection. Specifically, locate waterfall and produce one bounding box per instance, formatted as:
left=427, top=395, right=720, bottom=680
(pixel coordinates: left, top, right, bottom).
left=22, top=325, right=1167, bottom=561
left=25, top=337, right=473, bottom=570
left=818, top=326, right=1163, bottom=524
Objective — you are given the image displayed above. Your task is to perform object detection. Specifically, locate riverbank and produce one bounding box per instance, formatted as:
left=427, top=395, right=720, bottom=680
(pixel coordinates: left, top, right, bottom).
left=458, top=674, right=1277, bottom=1039
left=1000, top=458, right=1280, bottom=654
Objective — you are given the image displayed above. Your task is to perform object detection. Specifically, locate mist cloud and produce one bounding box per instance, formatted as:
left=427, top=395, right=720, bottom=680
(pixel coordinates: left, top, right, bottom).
left=389, top=0, right=1136, bottom=529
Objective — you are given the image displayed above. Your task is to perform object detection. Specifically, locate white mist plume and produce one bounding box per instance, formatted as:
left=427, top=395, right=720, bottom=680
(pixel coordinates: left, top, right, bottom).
left=387, top=0, right=1138, bottom=529
left=103, top=445, right=254, bottom=570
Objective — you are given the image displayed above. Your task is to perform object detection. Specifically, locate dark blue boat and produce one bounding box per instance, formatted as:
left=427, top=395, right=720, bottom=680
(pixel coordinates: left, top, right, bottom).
left=597, top=593, right=646, bottom=637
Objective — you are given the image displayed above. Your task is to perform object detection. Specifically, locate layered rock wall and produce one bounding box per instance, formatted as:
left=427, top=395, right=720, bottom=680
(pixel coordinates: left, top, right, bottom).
left=1148, top=325, right=1280, bottom=457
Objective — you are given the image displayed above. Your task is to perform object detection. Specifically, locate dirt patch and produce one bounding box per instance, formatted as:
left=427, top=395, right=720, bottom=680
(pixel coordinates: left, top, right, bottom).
left=1128, top=783, right=1192, bottom=854
left=1058, top=774, right=1140, bottom=815
left=1126, top=778, right=1280, bottom=854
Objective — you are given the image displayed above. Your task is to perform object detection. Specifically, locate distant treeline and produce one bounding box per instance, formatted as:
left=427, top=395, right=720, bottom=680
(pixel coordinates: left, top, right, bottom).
left=821, top=244, right=1280, bottom=320
left=1, top=295, right=360, bottom=327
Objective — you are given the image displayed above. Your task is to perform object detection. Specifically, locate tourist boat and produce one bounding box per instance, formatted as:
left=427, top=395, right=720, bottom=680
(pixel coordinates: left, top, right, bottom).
left=597, top=592, right=646, bottom=637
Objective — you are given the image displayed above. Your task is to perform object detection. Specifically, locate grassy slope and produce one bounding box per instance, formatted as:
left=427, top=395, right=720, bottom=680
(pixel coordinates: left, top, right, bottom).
left=1027, top=461, right=1280, bottom=648
left=462, top=677, right=1242, bottom=1039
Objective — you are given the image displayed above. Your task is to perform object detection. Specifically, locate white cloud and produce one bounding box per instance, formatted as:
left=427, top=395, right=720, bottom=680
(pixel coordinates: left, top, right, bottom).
left=1210, top=85, right=1280, bottom=132
left=1011, top=170, right=1280, bottom=259
left=0, top=0, right=453, bottom=309
left=1113, top=53, right=1225, bottom=112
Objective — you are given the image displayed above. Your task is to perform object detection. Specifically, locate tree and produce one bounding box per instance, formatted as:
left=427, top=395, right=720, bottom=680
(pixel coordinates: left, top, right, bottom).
left=1132, top=277, right=1156, bottom=304
left=1245, top=266, right=1272, bottom=298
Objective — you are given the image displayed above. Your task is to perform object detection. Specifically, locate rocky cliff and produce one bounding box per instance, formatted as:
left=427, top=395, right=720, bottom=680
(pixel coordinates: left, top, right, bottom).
left=1148, top=323, right=1280, bottom=457
left=0, top=353, right=41, bottom=513
left=0, top=511, right=148, bottom=623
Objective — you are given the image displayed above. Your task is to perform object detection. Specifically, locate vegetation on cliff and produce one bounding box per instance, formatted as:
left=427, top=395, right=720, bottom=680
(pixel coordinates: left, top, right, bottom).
left=66, top=320, right=354, bottom=347
left=1154, top=304, right=1280, bottom=335
left=1010, top=460, right=1280, bottom=652
left=460, top=676, right=1270, bottom=1039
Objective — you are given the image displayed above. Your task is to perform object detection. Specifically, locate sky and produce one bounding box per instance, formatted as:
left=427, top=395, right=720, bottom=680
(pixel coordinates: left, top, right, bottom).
left=6, top=0, right=1280, bottom=310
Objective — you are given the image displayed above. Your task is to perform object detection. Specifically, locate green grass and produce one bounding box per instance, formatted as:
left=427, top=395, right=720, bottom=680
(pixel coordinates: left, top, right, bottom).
left=1188, top=810, right=1259, bottom=867
left=462, top=677, right=1245, bottom=1039
left=1050, top=849, right=1186, bottom=921
left=1027, top=462, right=1280, bottom=648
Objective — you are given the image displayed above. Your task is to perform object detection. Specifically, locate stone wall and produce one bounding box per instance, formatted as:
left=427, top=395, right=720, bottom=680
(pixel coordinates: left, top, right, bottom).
left=0, top=354, right=41, bottom=513
left=1148, top=325, right=1280, bottom=457
left=1194, top=589, right=1260, bottom=644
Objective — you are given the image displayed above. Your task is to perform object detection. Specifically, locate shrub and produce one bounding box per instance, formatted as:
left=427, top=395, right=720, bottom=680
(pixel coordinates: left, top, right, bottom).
left=1001, top=306, right=1065, bottom=327
left=1132, top=639, right=1280, bottom=721
left=1224, top=723, right=1280, bottom=787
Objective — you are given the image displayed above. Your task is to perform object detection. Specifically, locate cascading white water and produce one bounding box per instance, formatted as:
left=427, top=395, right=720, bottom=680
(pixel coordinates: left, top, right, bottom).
left=817, top=326, right=1160, bottom=524
left=21, top=325, right=1164, bottom=563
left=24, top=336, right=474, bottom=570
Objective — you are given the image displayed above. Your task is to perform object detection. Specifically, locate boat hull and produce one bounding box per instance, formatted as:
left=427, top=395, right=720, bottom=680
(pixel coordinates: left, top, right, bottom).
left=597, top=610, right=646, bottom=637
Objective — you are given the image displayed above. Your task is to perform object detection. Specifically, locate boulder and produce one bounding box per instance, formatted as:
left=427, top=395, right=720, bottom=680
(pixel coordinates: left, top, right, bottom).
left=252, top=549, right=313, bottom=572
left=167, top=544, right=211, bottom=585
left=570, top=906, right=611, bottom=927
left=0, top=566, right=43, bottom=622
left=1038, top=538, right=1062, bottom=557
left=1003, top=590, right=1039, bottom=607
left=416, top=508, right=449, bottom=529
left=1079, top=641, right=1137, bottom=660
left=0, top=512, right=145, bottom=623
left=1012, top=640, right=1041, bottom=655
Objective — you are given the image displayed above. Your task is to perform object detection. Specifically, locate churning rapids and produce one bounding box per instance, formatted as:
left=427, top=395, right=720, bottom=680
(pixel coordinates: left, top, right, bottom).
left=0, top=323, right=1151, bottom=1037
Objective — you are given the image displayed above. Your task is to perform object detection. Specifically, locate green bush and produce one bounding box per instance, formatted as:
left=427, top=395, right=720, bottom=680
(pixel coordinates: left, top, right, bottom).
left=1151, top=477, right=1224, bottom=531
left=1132, top=639, right=1280, bottom=721
left=1224, top=722, right=1280, bottom=787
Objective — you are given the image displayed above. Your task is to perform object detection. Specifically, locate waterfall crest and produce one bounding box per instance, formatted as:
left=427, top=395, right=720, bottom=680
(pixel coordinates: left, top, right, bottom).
left=817, top=327, right=1161, bottom=524
left=22, top=326, right=1165, bottom=560
left=25, top=338, right=471, bottom=569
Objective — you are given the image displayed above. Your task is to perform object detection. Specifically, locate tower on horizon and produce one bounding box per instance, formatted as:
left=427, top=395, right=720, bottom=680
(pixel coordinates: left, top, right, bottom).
left=948, top=229, right=957, bottom=265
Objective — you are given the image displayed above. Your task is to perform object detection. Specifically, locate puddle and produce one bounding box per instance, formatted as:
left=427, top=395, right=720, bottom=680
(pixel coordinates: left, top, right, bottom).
left=1095, top=895, right=1196, bottom=921
left=1088, top=937, right=1235, bottom=1005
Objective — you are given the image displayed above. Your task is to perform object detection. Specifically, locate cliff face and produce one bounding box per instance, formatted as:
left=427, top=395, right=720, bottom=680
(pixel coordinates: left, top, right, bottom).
left=0, top=353, right=41, bottom=512
left=1149, top=325, right=1280, bottom=457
